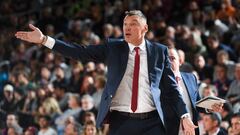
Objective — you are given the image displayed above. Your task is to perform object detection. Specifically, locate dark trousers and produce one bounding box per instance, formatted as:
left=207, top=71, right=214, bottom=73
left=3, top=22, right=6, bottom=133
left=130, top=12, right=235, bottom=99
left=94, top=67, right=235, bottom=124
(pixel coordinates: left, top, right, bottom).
left=109, top=111, right=165, bottom=135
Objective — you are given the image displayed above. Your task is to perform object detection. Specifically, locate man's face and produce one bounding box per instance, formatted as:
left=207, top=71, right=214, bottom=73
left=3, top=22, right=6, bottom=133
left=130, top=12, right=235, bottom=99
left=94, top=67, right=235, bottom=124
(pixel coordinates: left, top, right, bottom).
left=194, top=55, right=205, bottom=69
left=6, top=115, right=17, bottom=127
left=39, top=117, right=48, bottom=129
left=168, top=49, right=180, bottom=72
left=231, top=117, right=240, bottom=135
left=215, top=66, right=226, bottom=80
left=203, top=115, right=217, bottom=132
left=123, top=15, right=148, bottom=45
left=207, top=38, right=219, bottom=49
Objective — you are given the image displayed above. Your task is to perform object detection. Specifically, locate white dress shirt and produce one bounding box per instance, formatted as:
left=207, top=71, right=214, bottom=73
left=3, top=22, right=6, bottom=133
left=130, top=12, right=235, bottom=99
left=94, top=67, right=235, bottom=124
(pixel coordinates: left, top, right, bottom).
left=175, top=72, right=193, bottom=135
left=110, top=41, right=156, bottom=113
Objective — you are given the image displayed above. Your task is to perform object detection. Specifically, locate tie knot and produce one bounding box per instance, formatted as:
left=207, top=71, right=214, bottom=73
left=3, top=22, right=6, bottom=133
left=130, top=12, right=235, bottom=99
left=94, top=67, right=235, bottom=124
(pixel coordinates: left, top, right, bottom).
left=134, top=47, right=140, bottom=52
left=176, top=76, right=181, bottom=84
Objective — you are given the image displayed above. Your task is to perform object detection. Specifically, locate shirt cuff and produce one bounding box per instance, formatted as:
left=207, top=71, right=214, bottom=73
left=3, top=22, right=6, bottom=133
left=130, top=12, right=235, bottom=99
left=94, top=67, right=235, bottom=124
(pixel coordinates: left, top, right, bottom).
left=43, top=36, right=55, bottom=49
left=181, top=113, right=190, bottom=119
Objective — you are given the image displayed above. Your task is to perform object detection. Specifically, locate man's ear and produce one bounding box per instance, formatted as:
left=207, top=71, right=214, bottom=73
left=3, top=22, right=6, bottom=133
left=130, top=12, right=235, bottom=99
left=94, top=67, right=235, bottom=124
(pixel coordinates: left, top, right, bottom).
left=143, top=24, right=148, bottom=33
left=179, top=59, right=183, bottom=66
left=144, top=24, right=148, bottom=33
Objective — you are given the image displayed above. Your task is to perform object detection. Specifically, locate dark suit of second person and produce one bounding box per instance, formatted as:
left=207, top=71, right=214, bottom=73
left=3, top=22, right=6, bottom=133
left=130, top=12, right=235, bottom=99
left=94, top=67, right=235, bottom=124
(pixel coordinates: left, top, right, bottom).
left=166, top=48, right=209, bottom=135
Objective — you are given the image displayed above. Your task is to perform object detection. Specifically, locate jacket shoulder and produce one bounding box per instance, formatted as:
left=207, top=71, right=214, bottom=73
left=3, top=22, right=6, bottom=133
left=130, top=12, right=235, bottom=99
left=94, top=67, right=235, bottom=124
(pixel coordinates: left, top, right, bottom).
left=181, top=72, right=195, bottom=78
left=148, top=40, right=168, bottom=49
left=106, top=38, right=125, bottom=46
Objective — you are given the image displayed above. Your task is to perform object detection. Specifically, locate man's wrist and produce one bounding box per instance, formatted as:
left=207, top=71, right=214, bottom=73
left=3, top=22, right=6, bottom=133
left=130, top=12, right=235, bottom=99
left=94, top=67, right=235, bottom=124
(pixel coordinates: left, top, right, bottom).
left=40, top=35, right=48, bottom=45
left=181, top=113, right=190, bottom=119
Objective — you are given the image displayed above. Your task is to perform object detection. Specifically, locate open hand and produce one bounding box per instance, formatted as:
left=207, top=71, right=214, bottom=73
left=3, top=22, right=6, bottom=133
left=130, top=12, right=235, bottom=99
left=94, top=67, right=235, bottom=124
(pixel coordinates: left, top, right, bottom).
left=181, top=117, right=198, bottom=135
left=15, top=24, right=44, bottom=44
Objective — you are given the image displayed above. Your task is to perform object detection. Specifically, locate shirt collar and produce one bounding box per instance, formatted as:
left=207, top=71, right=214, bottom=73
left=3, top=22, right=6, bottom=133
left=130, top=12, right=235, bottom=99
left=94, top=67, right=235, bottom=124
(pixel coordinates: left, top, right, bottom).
left=212, top=128, right=220, bottom=135
left=128, top=40, right=146, bottom=53
left=175, top=72, right=182, bottom=78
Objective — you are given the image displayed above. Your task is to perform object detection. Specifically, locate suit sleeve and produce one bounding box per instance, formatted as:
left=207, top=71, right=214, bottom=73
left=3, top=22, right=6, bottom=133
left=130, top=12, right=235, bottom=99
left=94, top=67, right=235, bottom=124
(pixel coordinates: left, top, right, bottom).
left=52, top=39, right=108, bottom=63
left=160, top=47, right=188, bottom=118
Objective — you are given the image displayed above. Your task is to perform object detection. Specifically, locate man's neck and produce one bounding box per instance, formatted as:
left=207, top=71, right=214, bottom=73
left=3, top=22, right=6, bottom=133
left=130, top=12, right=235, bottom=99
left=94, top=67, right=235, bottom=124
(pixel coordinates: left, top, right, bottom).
left=129, top=39, right=145, bottom=46
left=208, top=127, right=220, bottom=135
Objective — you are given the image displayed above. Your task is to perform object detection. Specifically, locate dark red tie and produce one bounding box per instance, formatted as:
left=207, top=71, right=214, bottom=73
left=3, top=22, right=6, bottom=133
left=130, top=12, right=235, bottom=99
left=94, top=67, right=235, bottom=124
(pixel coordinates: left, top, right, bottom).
left=131, top=47, right=140, bottom=112
left=176, top=76, right=181, bottom=84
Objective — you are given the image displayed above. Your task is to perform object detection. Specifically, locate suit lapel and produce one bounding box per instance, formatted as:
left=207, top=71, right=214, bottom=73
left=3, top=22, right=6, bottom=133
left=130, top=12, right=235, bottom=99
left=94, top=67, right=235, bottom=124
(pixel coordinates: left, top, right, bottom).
left=120, top=41, right=129, bottom=76
left=146, top=40, right=154, bottom=84
left=181, top=73, right=196, bottom=106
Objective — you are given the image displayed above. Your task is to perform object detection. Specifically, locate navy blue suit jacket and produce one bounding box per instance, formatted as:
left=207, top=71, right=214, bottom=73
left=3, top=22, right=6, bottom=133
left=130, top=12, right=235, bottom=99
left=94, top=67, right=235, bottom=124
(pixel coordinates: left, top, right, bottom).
left=164, top=72, right=205, bottom=135
left=52, top=38, right=188, bottom=128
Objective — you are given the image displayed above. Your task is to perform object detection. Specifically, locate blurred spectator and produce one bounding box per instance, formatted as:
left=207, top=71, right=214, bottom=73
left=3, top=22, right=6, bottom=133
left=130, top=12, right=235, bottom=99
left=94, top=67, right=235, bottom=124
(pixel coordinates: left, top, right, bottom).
left=55, top=94, right=82, bottom=135
left=216, top=50, right=235, bottom=80
left=226, top=63, right=240, bottom=112
left=185, top=1, right=204, bottom=28
left=38, top=66, right=52, bottom=87
left=10, top=42, right=27, bottom=63
left=112, top=25, right=123, bottom=38
left=95, top=63, right=106, bottom=76
left=24, top=126, right=38, bottom=135
left=52, top=66, right=67, bottom=84
left=213, top=64, right=232, bottom=98
left=220, top=102, right=233, bottom=130
left=39, top=97, right=62, bottom=125
left=53, top=80, right=70, bottom=112
left=103, top=23, right=113, bottom=39
left=201, top=85, right=218, bottom=98
left=1, top=114, right=23, bottom=135
left=38, top=115, right=57, bottom=135
left=79, top=94, right=98, bottom=125
left=43, top=51, right=55, bottom=71
left=175, top=25, right=192, bottom=52
left=185, top=33, right=207, bottom=64
left=177, top=49, right=194, bottom=72
left=79, top=75, right=95, bottom=96
left=0, top=84, right=15, bottom=117
left=216, top=0, right=236, bottom=23
left=13, top=87, right=26, bottom=111
left=81, top=121, right=102, bottom=135
left=202, top=113, right=227, bottom=135
left=206, top=34, right=236, bottom=65
left=92, top=75, right=106, bottom=109
left=64, top=122, right=82, bottom=135
left=228, top=112, right=240, bottom=135
left=68, top=61, right=84, bottom=93
left=82, top=112, right=96, bottom=125
left=193, top=53, right=214, bottom=83
left=20, top=88, right=38, bottom=128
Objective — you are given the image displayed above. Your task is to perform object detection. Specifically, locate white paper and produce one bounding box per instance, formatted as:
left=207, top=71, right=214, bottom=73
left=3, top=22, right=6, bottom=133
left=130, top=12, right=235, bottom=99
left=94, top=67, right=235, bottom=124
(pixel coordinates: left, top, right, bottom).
left=196, top=96, right=226, bottom=109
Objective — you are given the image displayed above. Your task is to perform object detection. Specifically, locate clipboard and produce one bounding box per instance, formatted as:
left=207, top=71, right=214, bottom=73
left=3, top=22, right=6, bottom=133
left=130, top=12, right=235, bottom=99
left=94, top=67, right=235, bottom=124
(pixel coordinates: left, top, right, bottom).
left=196, top=96, right=226, bottom=109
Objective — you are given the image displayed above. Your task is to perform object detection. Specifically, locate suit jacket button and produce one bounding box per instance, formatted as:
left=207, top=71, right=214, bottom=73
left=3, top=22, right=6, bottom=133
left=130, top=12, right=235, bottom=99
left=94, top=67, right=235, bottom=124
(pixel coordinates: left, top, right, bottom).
left=110, top=95, right=113, bottom=98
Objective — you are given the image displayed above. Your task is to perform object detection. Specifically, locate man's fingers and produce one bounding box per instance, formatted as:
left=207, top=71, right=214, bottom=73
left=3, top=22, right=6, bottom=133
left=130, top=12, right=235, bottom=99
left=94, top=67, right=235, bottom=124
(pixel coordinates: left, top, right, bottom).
left=29, top=24, right=38, bottom=31
left=184, top=130, right=195, bottom=135
left=15, top=32, right=28, bottom=39
left=211, top=103, right=223, bottom=112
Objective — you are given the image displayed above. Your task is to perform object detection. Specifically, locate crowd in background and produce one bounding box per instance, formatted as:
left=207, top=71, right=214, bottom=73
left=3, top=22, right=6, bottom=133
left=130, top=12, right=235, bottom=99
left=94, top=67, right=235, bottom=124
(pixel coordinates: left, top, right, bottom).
left=0, top=0, right=240, bottom=135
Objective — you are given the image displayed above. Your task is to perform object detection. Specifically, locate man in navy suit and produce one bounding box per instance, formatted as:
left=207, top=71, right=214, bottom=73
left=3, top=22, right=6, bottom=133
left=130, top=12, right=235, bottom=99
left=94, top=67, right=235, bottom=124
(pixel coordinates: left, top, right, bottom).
left=167, top=48, right=223, bottom=135
left=16, top=10, right=197, bottom=135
